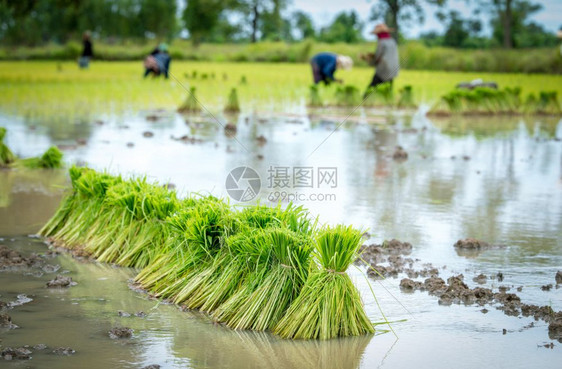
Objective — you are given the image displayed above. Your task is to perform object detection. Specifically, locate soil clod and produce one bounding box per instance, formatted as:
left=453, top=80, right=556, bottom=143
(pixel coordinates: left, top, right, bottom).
left=109, top=327, right=133, bottom=339
left=46, top=275, right=76, bottom=288
left=52, top=347, right=75, bottom=355
left=392, top=146, right=408, bottom=160
left=1, top=347, right=32, bottom=360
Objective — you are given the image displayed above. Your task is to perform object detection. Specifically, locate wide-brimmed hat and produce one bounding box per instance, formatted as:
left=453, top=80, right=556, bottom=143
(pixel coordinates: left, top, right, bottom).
left=336, top=55, right=353, bottom=70
left=370, top=23, right=394, bottom=34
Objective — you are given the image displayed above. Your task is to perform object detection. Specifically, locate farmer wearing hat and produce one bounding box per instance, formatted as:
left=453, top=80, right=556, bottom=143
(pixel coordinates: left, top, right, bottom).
left=144, top=43, right=171, bottom=79
left=362, top=23, right=399, bottom=89
left=310, top=53, right=353, bottom=85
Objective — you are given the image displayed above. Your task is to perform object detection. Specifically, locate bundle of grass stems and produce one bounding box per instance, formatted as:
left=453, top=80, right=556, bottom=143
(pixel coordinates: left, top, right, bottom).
left=19, top=146, right=64, bottom=169
left=0, top=127, right=16, bottom=167
left=429, top=86, right=561, bottom=116
left=178, top=86, right=201, bottom=113
left=308, top=85, right=323, bottom=107
left=224, top=88, right=241, bottom=113
left=335, top=85, right=361, bottom=106
left=397, top=85, right=415, bottom=108
left=364, top=82, right=394, bottom=107
left=41, top=167, right=375, bottom=340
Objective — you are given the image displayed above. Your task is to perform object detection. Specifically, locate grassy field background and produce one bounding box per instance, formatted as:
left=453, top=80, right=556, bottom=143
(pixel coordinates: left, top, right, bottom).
left=1, top=41, right=561, bottom=74
left=1, top=61, right=562, bottom=120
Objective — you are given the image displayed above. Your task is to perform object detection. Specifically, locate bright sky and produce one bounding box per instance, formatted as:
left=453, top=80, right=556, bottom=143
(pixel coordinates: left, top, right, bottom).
left=290, top=0, right=562, bottom=38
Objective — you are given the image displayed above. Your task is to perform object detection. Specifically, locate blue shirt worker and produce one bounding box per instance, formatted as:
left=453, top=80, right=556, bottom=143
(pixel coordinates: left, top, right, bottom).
left=310, top=53, right=353, bottom=85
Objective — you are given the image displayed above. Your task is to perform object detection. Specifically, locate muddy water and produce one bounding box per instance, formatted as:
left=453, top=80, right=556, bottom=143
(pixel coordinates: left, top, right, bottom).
left=1, top=108, right=561, bottom=368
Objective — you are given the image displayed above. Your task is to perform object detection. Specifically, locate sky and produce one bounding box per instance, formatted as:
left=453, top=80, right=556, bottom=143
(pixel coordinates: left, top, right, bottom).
left=290, top=0, right=562, bottom=38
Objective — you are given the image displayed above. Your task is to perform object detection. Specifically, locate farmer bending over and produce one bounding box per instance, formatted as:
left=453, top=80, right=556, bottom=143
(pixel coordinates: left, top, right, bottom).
left=362, top=24, right=399, bottom=90
left=310, top=53, right=353, bottom=85
left=144, top=43, right=171, bottom=79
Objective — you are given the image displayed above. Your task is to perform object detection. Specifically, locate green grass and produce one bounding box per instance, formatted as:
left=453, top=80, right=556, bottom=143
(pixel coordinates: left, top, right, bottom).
left=2, top=61, right=561, bottom=121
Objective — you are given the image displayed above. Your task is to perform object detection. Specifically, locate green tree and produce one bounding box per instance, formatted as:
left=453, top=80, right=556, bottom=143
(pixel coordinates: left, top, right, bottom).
left=183, top=0, right=225, bottom=45
left=139, top=0, right=177, bottom=40
left=485, top=0, right=543, bottom=48
left=369, top=0, right=447, bottom=42
left=293, top=10, right=315, bottom=40
left=318, top=11, right=363, bottom=43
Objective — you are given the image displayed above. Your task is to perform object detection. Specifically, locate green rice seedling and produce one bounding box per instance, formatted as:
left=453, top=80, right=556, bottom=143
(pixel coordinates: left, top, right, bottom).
left=151, top=199, right=232, bottom=300
left=524, top=93, right=538, bottom=113
left=537, top=91, right=561, bottom=115
left=224, top=88, right=241, bottom=113
left=335, top=85, right=361, bottom=106
left=19, top=146, right=63, bottom=169
left=178, top=87, right=201, bottom=113
left=397, top=85, right=415, bottom=108
left=308, top=85, right=323, bottom=107
left=0, top=127, right=16, bottom=167
left=201, top=73, right=209, bottom=80
left=274, top=225, right=374, bottom=340
left=192, top=70, right=198, bottom=78
left=224, top=228, right=313, bottom=331
left=240, top=75, right=247, bottom=84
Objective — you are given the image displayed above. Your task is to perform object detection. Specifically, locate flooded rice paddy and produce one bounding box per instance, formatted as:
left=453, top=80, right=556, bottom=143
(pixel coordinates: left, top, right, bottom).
left=1, top=105, right=561, bottom=368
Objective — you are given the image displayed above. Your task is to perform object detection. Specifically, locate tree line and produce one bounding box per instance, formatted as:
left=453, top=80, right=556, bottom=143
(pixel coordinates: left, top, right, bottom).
left=0, top=0, right=559, bottom=48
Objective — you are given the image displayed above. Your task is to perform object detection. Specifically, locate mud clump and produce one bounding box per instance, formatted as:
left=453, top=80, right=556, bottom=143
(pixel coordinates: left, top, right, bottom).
left=256, top=135, right=267, bottom=145
left=46, top=275, right=77, bottom=288
left=224, top=123, right=237, bottom=136
left=556, top=271, right=562, bottom=285
left=382, top=239, right=413, bottom=254
left=52, top=347, right=75, bottom=356
left=142, top=131, right=154, bottom=138
left=0, top=313, right=18, bottom=329
left=1, top=347, right=32, bottom=360
left=541, top=284, right=553, bottom=291
left=454, top=238, right=489, bottom=250
left=392, top=146, right=408, bottom=161
left=399, top=278, right=422, bottom=292
left=142, top=365, right=161, bottom=369
left=0, top=245, right=44, bottom=270
left=548, top=319, right=562, bottom=342
left=473, top=274, right=487, bottom=284
left=33, top=344, right=48, bottom=350
left=109, top=327, right=133, bottom=339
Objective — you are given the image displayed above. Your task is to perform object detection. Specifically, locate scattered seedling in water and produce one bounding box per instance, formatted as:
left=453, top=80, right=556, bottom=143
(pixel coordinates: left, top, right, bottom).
left=364, top=82, right=394, bottom=107
left=308, top=85, right=323, bottom=107
left=224, top=88, right=241, bottom=113
left=178, top=87, right=201, bottom=113
left=191, top=71, right=198, bottom=79
left=240, top=75, right=247, bottom=85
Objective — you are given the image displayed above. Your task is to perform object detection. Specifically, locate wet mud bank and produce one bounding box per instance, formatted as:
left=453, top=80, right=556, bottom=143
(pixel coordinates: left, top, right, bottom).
left=360, top=238, right=562, bottom=343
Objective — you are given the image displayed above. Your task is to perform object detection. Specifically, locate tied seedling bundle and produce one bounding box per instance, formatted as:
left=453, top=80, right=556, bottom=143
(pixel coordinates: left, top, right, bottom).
left=0, top=127, right=16, bottom=167
left=335, top=85, right=361, bottom=106
left=274, top=225, right=374, bottom=340
left=397, top=85, right=416, bottom=108
left=178, top=87, right=201, bottom=113
left=429, top=86, right=561, bottom=116
left=19, top=146, right=63, bottom=169
left=224, top=88, right=241, bottom=113
left=364, top=82, right=394, bottom=107
left=308, top=85, right=323, bottom=107
left=43, top=168, right=376, bottom=340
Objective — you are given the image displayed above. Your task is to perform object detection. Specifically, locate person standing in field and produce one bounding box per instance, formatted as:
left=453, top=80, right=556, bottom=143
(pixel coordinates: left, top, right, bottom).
left=363, top=24, right=399, bottom=89
left=79, top=31, right=93, bottom=69
left=144, top=43, right=171, bottom=79
left=310, top=53, right=353, bottom=85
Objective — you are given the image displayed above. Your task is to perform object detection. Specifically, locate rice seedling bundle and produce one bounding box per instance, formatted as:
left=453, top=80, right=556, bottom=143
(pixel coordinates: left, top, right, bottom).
left=537, top=91, right=561, bottom=115
left=308, top=85, right=323, bottom=107
left=397, top=85, right=415, bottom=108
left=224, top=88, right=241, bottom=113
left=0, top=127, right=16, bottom=166
left=222, top=228, right=313, bottom=331
left=178, top=86, right=201, bottom=113
left=43, top=168, right=375, bottom=340
left=20, top=146, right=63, bottom=169
left=274, top=225, right=374, bottom=340
left=335, top=85, right=361, bottom=107
left=364, top=82, right=394, bottom=107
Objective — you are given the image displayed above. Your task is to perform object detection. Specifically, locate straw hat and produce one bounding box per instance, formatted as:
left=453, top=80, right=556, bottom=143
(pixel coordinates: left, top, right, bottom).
left=336, top=55, right=353, bottom=70
left=370, top=23, right=394, bottom=35
left=557, top=30, right=562, bottom=39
